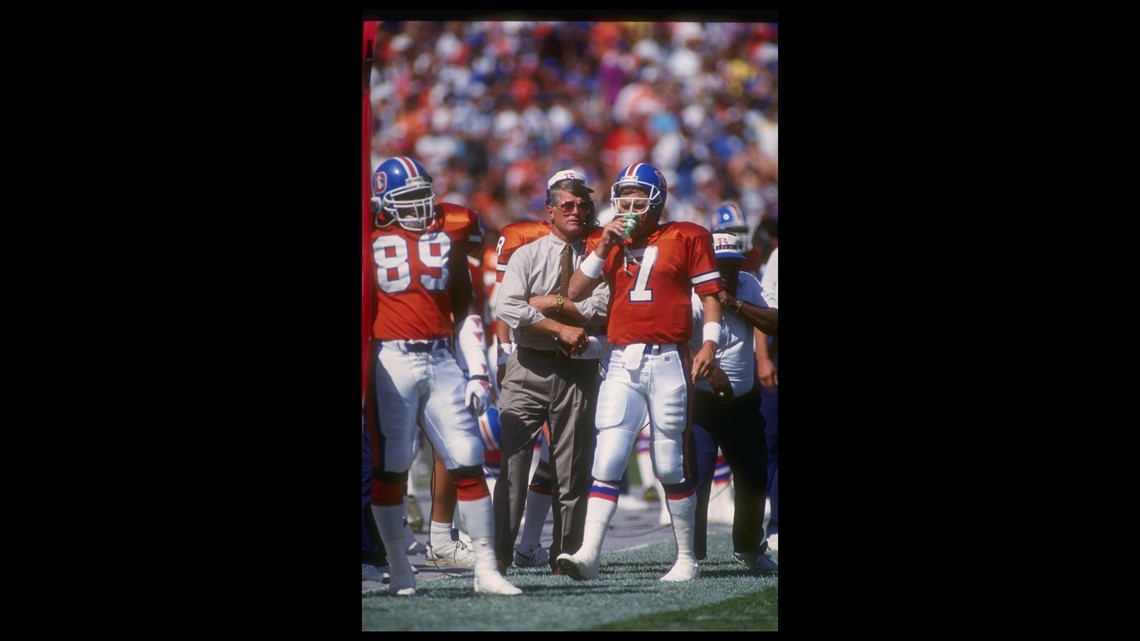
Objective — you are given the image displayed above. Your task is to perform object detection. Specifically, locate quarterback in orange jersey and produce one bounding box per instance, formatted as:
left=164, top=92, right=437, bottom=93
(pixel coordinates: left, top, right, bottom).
left=367, top=155, right=521, bottom=596
left=558, top=162, right=723, bottom=584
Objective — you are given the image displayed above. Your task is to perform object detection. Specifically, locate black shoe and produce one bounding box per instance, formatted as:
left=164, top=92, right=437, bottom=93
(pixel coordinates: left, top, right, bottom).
left=732, top=548, right=778, bottom=575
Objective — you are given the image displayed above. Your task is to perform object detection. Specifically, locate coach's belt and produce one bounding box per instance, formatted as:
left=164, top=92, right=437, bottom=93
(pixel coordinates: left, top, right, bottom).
left=519, top=346, right=570, bottom=360
left=518, top=347, right=599, bottom=364
left=383, top=338, right=450, bottom=353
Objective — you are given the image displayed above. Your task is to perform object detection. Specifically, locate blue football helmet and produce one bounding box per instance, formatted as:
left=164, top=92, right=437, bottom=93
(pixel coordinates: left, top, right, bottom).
left=371, top=156, right=436, bottom=231
left=477, top=406, right=502, bottom=452
left=611, top=163, right=667, bottom=222
left=710, top=202, right=752, bottom=253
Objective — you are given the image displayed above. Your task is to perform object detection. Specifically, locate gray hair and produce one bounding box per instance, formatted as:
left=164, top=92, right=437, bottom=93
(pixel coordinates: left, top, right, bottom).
left=547, top=179, right=594, bottom=207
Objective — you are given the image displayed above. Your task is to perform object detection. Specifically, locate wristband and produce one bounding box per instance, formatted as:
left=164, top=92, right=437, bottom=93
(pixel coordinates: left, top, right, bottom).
left=580, top=251, right=605, bottom=280
left=702, top=321, right=722, bottom=346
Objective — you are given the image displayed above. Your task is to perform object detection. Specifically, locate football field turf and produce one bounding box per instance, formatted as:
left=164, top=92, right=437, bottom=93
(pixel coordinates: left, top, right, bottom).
left=362, top=531, right=778, bottom=631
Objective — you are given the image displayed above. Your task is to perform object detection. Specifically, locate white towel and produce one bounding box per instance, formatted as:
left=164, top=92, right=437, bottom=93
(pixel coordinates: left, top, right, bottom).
left=623, top=343, right=645, bottom=371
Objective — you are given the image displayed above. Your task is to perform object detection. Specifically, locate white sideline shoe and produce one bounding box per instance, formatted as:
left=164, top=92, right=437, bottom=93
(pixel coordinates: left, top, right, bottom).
left=425, top=539, right=476, bottom=569
left=660, top=558, right=700, bottom=582
left=555, top=552, right=599, bottom=581
left=474, top=572, right=522, bottom=595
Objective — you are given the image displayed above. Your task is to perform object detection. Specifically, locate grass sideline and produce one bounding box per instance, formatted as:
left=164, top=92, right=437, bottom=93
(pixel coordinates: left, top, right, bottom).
left=362, top=532, right=777, bottom=630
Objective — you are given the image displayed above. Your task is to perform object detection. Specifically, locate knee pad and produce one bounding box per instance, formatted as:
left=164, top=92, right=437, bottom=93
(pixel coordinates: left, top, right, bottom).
left=450, top=466, right=491, bottom=501
left=370, top=471, right=408, bottom=507
left=653, top=439, right=685, bottom=484
left=449, top=465, right=484, bottom=481
left=374, top=469, right=409, bottom=485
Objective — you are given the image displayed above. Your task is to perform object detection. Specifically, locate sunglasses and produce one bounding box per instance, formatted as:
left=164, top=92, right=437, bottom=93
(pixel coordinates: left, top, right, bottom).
left=555, top=200, right=593, bottom=214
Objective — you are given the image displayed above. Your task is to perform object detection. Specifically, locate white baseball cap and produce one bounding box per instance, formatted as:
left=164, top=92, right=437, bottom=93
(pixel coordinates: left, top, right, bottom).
left=711, top=233, right=746, bottom=260
left=547, top=169, right=594, bottom=192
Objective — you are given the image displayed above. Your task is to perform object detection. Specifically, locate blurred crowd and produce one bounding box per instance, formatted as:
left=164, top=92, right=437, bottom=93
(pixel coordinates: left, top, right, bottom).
left=368, top=20, right=778, bottom=236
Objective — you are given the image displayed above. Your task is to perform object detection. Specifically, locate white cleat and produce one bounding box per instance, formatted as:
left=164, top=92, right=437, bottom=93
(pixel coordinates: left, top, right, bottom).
left=660, top=558, right=700, bottom=582
left=556, top=552, right=600, bottom=581
left=474, top=572, right=522, bottom=595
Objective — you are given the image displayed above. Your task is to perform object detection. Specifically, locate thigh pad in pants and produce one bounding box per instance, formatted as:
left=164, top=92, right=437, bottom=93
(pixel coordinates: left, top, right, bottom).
left=592, top=379, right=647, bottom=482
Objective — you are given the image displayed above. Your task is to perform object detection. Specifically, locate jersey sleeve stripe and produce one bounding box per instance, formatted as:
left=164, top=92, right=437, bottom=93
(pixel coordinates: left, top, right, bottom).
left=691, top=270, right=721, bottom=285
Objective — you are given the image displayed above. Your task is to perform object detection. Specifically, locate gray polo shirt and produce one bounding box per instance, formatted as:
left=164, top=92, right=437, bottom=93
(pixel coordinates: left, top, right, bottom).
left=498, top=233, right=609, bottom=350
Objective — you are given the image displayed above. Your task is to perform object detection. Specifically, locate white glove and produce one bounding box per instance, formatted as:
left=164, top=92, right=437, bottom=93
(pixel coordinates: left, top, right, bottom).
left=465, top=375, right=491, bottom=416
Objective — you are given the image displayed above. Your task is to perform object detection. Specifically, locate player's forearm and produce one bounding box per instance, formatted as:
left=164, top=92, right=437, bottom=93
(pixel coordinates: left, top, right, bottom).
left=700, top=293, right=722, bottom=325
left=698, top=294, right=722, bottom=353
left=569, top=246, right=609, bottom=300
left=567, top=270, right=600, bottom=301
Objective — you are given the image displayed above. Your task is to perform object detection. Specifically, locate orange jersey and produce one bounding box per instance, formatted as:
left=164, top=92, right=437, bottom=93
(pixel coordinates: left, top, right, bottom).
left=480, top=245, right=498, bottom=298
left=494, top=220, right=551, bottom=283
left=586, top=221, right=722, bottom=346
left=371, top=203, right=484, bottom=341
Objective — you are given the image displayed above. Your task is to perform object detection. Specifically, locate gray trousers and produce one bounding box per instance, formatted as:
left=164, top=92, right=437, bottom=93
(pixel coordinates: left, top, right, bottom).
left=493, top=347, right=599, bottom=570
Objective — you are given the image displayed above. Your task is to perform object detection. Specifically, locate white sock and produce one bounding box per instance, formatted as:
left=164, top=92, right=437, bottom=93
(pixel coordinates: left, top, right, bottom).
left=456, top=495, right=494, bottom=540
left=576, top=484, right=619, bottom=559
left=469, top=535, right=501, bottom=576
left=666, top=493, right=698, bottom=563
left=518, top=489, right=552, bottom=550
left=429, top=520, right=453, bottom=549
left=371, top=503, right=416, bottom=594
